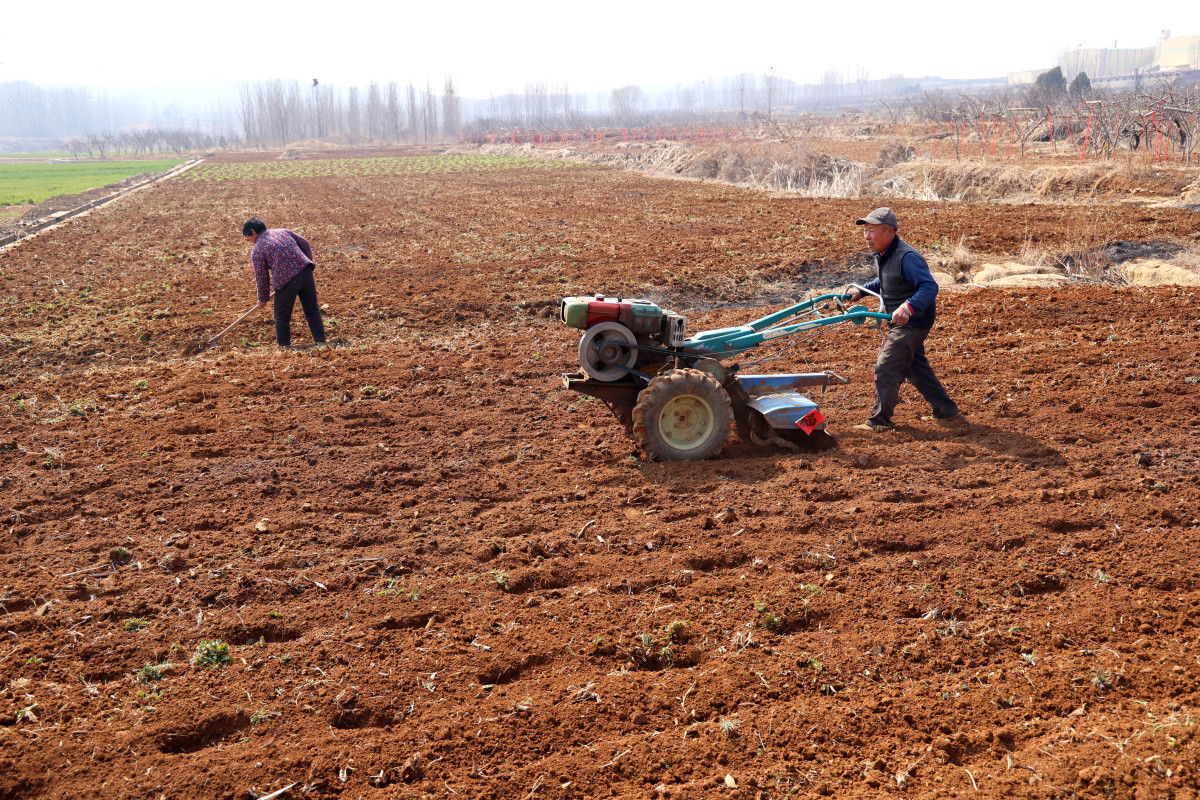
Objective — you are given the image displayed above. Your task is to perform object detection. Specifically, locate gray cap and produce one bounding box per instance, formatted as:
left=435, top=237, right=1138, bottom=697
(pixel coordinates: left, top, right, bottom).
left=855, top=207, right=898, bottom=228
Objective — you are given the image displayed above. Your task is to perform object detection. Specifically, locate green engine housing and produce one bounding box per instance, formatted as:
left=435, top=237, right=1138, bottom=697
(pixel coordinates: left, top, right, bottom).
left=559, top=295, right=667, bottom=336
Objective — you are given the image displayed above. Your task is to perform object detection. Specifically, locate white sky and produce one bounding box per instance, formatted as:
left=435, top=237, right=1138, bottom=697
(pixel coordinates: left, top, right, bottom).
left=3, top=1, right=1196, bottom=96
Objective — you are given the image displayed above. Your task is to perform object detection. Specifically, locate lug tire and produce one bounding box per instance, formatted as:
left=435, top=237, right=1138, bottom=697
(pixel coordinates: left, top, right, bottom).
left=632, top=369, right=732, bottom=461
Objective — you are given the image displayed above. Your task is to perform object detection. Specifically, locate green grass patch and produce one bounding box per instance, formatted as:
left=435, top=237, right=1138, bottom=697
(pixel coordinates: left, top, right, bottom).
left=0, top=151, right=75, bottom=159
left=0, top=159, right=184, bottom=206
left=177, top=154, right=579, bottom=183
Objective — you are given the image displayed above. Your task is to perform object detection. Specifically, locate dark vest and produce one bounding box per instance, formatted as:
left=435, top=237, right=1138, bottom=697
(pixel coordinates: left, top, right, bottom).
left=876, top=238, right=934, bottom=326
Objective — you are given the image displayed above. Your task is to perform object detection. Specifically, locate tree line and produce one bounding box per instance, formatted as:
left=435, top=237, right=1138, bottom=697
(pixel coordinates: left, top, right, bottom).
left=3, top=70, right=911, bottom=151
left=8, top=70, right=1197, bottom=161
left=2, top=81, right=140, bottom=138
left=903, top=74, right=1200, bottom=164
left=62, top=128, right=226, bottom=159
left=236, top=78, right=459, bottom=148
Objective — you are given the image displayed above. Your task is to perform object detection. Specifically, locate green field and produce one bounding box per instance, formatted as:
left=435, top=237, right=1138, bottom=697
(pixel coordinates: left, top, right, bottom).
left=0, top=159, right=185, bottom=206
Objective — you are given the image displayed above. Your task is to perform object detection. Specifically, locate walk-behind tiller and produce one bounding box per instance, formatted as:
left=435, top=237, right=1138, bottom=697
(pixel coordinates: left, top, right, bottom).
left=559, top=289, right=890, bottom=461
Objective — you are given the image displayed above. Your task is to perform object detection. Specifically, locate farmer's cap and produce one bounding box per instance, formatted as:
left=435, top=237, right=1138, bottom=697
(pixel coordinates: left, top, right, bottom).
left=855, top=207, right=898, bottom=229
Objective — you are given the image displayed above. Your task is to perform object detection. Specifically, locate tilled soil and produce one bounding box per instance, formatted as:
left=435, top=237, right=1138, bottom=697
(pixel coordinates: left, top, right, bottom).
left=1, top=152, right=1199, bottom=800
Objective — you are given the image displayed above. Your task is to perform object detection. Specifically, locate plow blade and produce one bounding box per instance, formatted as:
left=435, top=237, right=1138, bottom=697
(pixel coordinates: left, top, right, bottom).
left=743, top=391, right=824, bottom=431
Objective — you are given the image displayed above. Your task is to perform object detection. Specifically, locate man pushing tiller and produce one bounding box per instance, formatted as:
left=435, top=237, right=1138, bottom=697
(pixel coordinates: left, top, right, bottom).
left=242, top=216, right=327, bottom=349
left=845, top=207, right=960, bottom=431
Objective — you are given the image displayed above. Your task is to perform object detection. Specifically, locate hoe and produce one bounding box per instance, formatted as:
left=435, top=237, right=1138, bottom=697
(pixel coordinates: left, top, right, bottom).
left=559, top=288, right=890, bottom=461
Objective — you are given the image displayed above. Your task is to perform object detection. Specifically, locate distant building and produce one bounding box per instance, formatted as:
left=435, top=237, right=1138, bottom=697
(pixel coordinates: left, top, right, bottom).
left=1008, top=31, right=1199, bottom=85
left=1007, top=68, right=1054, bottom=86
left=1060, top=46, right=1155, bottom=80
left=1155, top=33, right=1200, bottom=72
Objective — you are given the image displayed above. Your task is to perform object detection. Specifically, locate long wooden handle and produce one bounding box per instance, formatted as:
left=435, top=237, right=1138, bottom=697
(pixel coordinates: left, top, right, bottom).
left=208, top=303, right=262, bottom=343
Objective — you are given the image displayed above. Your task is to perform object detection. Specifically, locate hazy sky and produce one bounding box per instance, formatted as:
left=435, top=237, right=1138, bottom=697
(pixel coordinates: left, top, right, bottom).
left=3, top=1, right=1196, bottom=96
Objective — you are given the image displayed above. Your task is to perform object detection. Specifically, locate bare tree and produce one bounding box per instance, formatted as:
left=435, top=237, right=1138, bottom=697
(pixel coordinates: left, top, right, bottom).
left=561, top=84, right=588, bottom=128
left=311, top=80, right=323, bottom=139
left=114, top=130, right=135, bottom=155
left=524, top=82, right=549, bottom=128
left=1166, top=99, right=1199, bottom=165
left=136, top=128, right=161, bottom=154
left=676, top=84, right=696, bottom=119
left=1008, top=108, right=1044, bottom=157
left=347, top=86, right=361, bottom=144
left=1089, top=95, right=1134, bottom=159
left=386, top=82, right=401, bottom=142
left=162, top=128, right=192, bottom=154
left=877, top=96, right=910, bottom=124
left=913, top=90, right=951, bottom=123
left=422, top=80, right=437, bottom=142
left=610, top=85, right=643, bottom=126
left=955, top=93, right=991, bottom=158
left=366, top=81, right=383, bottom=141
left=821, top=70, right=841, bottom=103
left=882, top=74, right=908, bottom=97
left=237, top=82, right=260, bottom=147
left=442, top=76, right=460, bottom=138
left=764, top=67, right=777, bottom=118
left=406, top=83, right=419, bottom=143
left=86, top=131, right=112, bottom=158
left=262, top=79, right=289, bottom=146
left=65, top=137, right=87, bottom=159
left=502, top=91, right=522, bottom=129
left=550, top=82, right=577, bottom=127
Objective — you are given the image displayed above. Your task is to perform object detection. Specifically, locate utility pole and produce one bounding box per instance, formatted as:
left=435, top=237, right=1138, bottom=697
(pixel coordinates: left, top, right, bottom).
left=765, top=66, right=776, bottom=119
left=313, top=78, right=323, bottom=139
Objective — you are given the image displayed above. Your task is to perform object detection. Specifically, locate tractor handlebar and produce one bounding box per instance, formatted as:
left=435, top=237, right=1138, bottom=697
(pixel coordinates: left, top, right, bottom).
left=842, top=283, right=885, bottom=315
left=683, top=292, right=892, bottom=360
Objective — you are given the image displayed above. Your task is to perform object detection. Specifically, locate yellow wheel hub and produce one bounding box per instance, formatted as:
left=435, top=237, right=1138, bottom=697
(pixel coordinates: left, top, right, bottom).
left=657, top=394, right=715, bottom=451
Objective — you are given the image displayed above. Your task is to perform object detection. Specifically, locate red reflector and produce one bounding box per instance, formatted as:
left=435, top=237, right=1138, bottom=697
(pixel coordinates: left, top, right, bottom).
left=797, top=408, right=825, bottom=435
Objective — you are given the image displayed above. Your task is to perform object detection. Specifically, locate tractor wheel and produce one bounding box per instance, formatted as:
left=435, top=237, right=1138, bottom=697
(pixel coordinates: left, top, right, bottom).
left=632, top=369, right=732, bottom=461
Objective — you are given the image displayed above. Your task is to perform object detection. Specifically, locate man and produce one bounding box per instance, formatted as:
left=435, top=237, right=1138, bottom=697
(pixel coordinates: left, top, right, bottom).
left=845, top=207, right=959, bottom=431
left=243, top=216, right=327, bottom=349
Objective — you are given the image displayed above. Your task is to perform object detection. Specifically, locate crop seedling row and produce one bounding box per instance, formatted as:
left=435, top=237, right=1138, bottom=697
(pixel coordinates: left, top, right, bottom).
left=177, top=154, right=580, bottom=183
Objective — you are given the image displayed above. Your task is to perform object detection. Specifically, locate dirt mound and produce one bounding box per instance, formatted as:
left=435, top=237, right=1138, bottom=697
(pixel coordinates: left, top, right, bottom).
left=478, top=137, right=1200, bottom=207
left=883, top=160, right=1197, bottom=204
left=874, top=139, right=915, bottom=167
left=684, top=142, right=867, bottom=195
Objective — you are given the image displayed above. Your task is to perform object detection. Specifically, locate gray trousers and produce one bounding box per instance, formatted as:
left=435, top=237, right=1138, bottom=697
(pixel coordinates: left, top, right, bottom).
left=868, top=324, right=958, bottom=427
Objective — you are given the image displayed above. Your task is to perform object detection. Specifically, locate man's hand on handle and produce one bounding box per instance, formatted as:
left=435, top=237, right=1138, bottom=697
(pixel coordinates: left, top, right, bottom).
left=844, top=288, right=915, bottom=323
left=890, top=302, right=914, bottom=326
left=255, top=300, right=269, bottom=311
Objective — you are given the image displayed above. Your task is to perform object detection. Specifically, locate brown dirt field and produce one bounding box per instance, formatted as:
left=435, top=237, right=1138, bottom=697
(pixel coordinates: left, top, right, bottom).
left=1, top=151, right=1199, bottom=800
